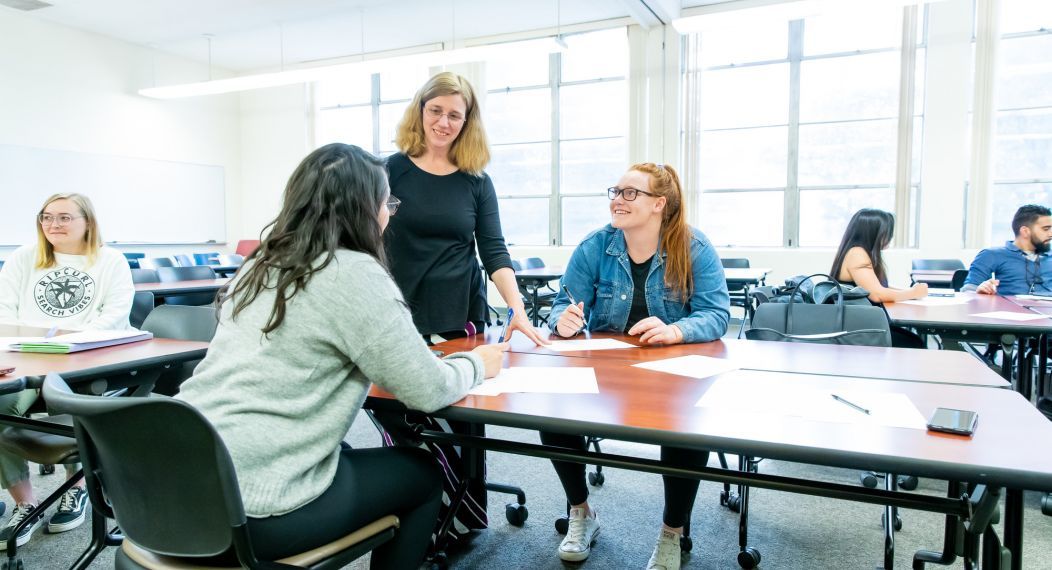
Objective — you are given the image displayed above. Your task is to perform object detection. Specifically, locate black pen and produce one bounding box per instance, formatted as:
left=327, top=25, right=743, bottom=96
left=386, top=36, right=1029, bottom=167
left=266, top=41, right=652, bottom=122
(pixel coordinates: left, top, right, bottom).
left=831, top=394, right=871, bottom=415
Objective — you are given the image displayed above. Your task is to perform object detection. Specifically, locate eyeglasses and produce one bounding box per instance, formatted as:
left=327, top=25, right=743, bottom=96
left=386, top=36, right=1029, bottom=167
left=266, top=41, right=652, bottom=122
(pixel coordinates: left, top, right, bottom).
left=386, top=196, right=402, bottom=216
left=607, top=187, right=657, bottom=201
left=424, top=106, right=466, bottom=125
left=38, top=214, right=84, bottom=226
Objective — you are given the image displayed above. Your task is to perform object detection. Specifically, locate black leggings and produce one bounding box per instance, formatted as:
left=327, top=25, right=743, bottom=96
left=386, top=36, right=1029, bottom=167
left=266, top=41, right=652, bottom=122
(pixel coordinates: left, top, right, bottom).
left=245, top=446, right=442, bottom=569
left=539, top=432, right=708, bottom=528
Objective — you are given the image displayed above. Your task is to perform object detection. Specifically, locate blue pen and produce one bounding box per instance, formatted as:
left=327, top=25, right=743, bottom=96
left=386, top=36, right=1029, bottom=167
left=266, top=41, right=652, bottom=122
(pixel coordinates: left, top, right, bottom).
left=498, top=308, right=513, bottom=342
left=44, top=326, right=58, bottom=339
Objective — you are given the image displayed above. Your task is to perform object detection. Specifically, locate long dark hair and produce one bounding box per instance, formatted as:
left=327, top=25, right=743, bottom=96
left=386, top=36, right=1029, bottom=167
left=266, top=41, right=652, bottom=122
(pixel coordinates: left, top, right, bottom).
left=220, top=143, right=389, bottom=334
left=830, top=208, right=895, bottom=286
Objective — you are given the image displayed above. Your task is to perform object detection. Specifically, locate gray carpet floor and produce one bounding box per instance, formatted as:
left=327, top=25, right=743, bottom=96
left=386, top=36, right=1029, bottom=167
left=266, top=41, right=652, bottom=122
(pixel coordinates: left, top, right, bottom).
left=3, top=318, right=1051, bottom=569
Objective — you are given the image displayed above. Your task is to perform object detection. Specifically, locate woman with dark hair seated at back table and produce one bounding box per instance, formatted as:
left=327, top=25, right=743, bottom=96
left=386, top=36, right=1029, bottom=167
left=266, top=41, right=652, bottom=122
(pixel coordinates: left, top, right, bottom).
left=829, top=208, right=928, bottom=348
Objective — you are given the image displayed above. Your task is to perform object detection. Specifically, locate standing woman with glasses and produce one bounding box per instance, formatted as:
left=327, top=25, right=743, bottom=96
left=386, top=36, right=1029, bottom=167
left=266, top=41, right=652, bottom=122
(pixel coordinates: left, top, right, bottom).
left=0, top=193, right=133, bottom=548
left=385, top=71, right=545, bottom=346
left=543, top=163, right=729, bottom=570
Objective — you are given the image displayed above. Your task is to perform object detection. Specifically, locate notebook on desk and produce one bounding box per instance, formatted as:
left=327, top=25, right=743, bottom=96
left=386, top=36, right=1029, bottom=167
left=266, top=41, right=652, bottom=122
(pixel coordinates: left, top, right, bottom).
left=5, top=330, right=153, bottom=353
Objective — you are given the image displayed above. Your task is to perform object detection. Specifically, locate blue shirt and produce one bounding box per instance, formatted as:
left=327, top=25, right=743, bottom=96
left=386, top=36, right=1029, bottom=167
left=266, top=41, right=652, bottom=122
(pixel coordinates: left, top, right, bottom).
left=549, top=225, right=730, bottom=343
left=964, top=241, right=1052, bottom=295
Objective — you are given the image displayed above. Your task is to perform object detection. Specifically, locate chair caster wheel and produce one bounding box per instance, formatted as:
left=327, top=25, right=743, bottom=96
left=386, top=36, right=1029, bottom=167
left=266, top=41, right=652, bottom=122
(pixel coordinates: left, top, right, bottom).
left=737, top=547, right=761, bottom=568
left=428, top=552, right=448, bottom=570
left=680, top=535, right=693, bottom=552
left=588, top=471, right=605, bottom=487
left=505, top=503, right=528, bottom=526
left=1, top=558, right=24, bottom=570
left=719, top=490, right=729, bottom=506
left=1042, top=493, right=1052, bottom=516
left=897, top=475, right=918, bottom=491
left=0, top=502, right=5, bottom=519
left=38, top=464, right=55, bottom=476
left=555, top=516, right=568, bottom=535
left=882, top=512, right=903, bottom=531
left=726, top=494, right=742, bottom=513
left=860, top=471, right=879, bottom=488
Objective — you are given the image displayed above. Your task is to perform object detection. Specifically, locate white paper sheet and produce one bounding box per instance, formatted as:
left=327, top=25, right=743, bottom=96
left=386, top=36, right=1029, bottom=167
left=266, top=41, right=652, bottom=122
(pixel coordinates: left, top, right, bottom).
left=694, top=373, right=927, bottom=430
left=969, top=311, right=1050, bottom=322
left=546, top=339, right=637, bottom=351
left=468, top=367, right=599, bottom=396
left=899, top=296, right=972, bottom=306
left=632, top=355, right=740, bottom=379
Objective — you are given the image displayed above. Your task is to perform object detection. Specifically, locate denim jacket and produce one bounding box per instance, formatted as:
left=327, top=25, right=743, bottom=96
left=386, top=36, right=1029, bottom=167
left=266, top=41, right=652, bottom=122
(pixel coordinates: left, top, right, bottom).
left=549, top=225, right=730, bottom=343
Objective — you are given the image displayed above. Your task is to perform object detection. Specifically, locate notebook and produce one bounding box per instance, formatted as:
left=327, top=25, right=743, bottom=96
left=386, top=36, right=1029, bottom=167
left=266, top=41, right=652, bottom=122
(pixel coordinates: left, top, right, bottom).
left=6, top=330, right=154, bottom=353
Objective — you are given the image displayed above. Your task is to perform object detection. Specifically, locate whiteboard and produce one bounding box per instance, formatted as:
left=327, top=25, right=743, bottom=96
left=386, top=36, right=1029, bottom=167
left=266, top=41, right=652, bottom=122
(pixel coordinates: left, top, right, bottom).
left=0, top=144, right=225, bottom=246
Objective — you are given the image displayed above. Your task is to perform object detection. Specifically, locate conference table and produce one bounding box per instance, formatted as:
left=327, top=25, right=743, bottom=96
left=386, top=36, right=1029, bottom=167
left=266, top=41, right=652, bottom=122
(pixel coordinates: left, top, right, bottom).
left=884, top=292, right=1052, bottom=398
left=134, top=278, right=231, bottom=301
left=368, top=331, right=1049, bottom=569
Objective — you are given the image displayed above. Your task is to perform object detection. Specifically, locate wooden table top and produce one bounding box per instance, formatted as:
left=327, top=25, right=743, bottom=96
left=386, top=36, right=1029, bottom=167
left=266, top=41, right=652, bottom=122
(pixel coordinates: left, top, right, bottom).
left=884, top=292, right=1052, bottom=333
left=436, top=330, right=1009, bottom=388
left=135, top=278, right=230, bottom=296
left=514, top=267, right=564, bottom=280
left=0, top=324, right=208, bottom=385
left=368, top=351, right=1052, bottom=491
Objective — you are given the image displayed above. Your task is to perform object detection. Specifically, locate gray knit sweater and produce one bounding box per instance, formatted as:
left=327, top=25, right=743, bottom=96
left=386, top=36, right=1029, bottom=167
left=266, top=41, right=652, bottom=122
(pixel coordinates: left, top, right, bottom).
left=177, top=250, right=483, bottom=517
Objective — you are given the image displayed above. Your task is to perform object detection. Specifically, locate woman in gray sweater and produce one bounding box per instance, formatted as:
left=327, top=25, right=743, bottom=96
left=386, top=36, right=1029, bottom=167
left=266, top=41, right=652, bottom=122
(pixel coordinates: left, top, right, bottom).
left=178, top=143, right=507, bottom=569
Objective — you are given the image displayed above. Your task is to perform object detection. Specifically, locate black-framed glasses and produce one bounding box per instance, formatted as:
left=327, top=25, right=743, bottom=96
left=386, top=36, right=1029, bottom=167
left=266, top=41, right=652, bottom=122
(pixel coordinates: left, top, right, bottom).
left=607, top=187, right=657, bottom=201
left=424, top=106, right=466, bottom=125
left=38, top=214, right=84, bottom=226
left=386, top=196, right=402, bottom=216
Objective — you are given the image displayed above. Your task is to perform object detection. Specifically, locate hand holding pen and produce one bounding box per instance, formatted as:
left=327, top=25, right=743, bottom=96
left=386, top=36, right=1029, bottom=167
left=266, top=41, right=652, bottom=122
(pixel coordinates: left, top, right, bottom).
left=500, top=305, right=550, bottom=346
left=555, top=286, right=587, bottom=337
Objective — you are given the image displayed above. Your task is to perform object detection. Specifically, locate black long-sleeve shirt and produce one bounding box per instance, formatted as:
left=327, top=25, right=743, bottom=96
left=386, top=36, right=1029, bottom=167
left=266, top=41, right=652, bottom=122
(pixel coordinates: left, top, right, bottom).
left=384, top=153, right=513, bottom=336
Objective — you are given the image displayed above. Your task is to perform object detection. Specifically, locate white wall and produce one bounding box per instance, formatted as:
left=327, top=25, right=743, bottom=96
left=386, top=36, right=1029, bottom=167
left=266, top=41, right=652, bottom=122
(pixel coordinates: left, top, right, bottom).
left=0, top=9, right=241, bottom=259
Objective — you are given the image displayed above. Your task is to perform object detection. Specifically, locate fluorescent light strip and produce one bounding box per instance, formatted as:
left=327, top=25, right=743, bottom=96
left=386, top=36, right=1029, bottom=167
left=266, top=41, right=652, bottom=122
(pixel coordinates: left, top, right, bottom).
left=140, top=37, right=565, bottom=99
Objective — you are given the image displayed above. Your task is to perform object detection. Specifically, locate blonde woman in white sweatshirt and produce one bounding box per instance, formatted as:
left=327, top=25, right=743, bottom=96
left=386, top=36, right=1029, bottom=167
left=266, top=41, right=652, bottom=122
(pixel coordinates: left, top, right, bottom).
left=0, top=193, right=133, bottom=548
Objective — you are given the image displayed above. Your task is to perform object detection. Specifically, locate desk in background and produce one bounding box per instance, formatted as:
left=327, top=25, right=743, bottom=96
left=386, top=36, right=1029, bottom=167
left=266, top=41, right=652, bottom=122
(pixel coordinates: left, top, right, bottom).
left=514, top=266, right=564, bottom=326
left=134, top=278, right=230, bottom=302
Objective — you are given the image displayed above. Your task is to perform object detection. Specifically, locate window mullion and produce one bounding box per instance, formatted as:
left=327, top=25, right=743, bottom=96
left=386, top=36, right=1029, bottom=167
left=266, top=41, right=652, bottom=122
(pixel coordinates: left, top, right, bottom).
left=893, top=5, right=919, bottom=248
left=371, top=73, right=381, bottom=155
left=785, top=19, right=804, bottom=248
left=550, top=51, right=561, bottom=246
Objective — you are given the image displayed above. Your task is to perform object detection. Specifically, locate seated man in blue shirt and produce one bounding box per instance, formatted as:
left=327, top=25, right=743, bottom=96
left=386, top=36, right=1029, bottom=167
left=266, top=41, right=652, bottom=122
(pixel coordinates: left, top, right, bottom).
left=964, top=204, right=1052, bottom=295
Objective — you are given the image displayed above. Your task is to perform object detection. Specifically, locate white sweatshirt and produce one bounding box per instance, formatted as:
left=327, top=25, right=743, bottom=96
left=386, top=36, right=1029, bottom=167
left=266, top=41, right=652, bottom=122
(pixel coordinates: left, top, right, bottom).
left=0, top=244, right=133, bottom=330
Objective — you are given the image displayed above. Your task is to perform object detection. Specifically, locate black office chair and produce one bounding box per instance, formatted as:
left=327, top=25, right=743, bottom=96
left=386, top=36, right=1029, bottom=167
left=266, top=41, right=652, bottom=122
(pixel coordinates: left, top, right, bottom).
left=130, top=268, right=159, bottom=284
left=137, top=305, right=218, bottom=396
left=951, top=269, right=969, bottom=292
left=41, top=373, right=398, bottom=570
left=515, top=258, right=557, bottom=325
left=156, top=266, right=218, bottom=306
left=722, top=259, right=754, bottom=334
left=130, top=291, right=155, bottom=329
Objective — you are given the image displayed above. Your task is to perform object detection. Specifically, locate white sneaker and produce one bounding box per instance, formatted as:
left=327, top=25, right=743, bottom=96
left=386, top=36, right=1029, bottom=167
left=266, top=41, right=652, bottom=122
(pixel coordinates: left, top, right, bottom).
left=558, top=507, right=600, bottom=562
left=646, top=529, right=682, bottom=570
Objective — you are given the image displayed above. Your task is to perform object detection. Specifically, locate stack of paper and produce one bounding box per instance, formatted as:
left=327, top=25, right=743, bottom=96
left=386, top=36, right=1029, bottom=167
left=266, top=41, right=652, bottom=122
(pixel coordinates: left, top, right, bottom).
left=6, top=330, right=154, bottom=353
left=469, top=367, right=599, bottom=396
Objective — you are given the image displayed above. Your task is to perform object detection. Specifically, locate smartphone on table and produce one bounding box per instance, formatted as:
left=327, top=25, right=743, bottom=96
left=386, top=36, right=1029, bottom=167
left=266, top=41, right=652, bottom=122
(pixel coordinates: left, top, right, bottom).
left=927, top=407, right=978, bottom=436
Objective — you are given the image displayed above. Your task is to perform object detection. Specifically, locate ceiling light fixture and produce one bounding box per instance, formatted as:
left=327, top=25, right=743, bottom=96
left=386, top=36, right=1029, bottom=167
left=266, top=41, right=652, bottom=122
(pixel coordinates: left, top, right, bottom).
left=139, top=36, right=566, bottom=99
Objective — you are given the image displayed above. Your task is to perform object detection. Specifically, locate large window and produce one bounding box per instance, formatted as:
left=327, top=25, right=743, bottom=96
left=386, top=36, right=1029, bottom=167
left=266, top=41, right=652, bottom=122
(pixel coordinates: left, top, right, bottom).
left=485, top=28, right=628, bottom=246
left=690, top=6, right=925, bottom=247
left=988, top=0, right=1052, bottom=241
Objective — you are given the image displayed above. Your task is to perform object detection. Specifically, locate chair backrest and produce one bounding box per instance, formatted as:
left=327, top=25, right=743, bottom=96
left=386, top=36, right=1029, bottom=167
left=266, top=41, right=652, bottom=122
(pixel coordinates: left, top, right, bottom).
left=216, top=254, right=244, bottom=266
left=235, top=240, right=261, bottom=257
left=522, top=257, right=546, bottom=269
left=142, top=257, right=175, bottom=269
left=130, top=268, right=160, bottom=284
left=192, top=252, right=220, bottom=266
left=140, top=304, right=218, bottom=342
left=911, top=259, right=965, bottom=271
left=510, top=259, right=523, bottom=271
left=0, top=260, right=5, bottom=270
left=42, top=373, right=247, bottom=559
left=157, top=266, right=218, bottom=282
left=123, top=253, right=144, bottom=269
left=721, top=258, right=751, bottom=269
left=951, top=269, right=969, bottom=292
left=130, top=291, right=155, bottom=329
left=172, top=254, right=195, bottom=268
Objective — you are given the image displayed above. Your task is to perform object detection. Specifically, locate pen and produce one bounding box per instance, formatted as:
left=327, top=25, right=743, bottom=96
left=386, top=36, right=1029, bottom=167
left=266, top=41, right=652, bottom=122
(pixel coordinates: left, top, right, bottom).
left=498, top=308, right=513, bottom=342
left=561, top=286, right=589, bottom=337
left=44, top=326, right=58, bottom=339
left=831, top=394, right=870, bottom=415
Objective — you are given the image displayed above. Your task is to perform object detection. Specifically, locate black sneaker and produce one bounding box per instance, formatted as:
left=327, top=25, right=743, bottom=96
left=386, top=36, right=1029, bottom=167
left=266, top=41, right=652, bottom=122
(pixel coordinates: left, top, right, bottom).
left=47, top=488, right=88, bottom=533
left=0, top=503, right=43, bottom=550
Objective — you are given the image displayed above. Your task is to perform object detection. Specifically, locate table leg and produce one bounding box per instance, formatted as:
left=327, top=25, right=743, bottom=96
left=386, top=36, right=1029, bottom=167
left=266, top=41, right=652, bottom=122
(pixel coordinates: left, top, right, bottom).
left=531, top=285, right=540, bottom=327
left=1003, top=488, right=1023, bottom=570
